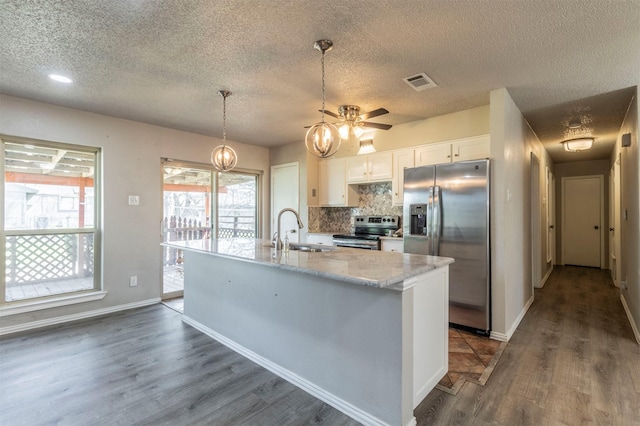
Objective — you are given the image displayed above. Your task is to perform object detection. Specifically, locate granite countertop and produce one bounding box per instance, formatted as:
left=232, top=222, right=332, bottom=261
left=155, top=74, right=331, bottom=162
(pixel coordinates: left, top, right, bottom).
left=164, top=238, right=453, bottom=289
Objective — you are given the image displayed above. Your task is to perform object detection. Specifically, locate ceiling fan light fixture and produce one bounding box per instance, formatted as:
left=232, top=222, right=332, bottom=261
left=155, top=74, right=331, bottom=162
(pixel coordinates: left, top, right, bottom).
left=305, top=40, right=341, bottom=158
left=562, top=137, right=593, bottom=152
left=211, top=90, right=238, bottom=172
left=357, top=139, right=376, bottom=155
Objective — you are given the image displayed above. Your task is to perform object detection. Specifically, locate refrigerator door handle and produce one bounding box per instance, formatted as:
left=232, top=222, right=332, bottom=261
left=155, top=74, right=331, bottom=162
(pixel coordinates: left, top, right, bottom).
left=426, top=186, right=434, bottom=251
left=433, top=185, right=442, bottom=256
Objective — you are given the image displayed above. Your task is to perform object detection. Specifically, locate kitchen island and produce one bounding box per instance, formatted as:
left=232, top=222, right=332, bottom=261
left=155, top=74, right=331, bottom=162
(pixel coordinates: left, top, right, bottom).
left=165, top=238, right=453, bottom=426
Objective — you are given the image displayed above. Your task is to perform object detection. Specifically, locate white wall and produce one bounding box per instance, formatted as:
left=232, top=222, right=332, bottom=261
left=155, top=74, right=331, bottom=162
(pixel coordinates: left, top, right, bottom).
left=0, top=95, right=270, bottom=329
left=489, top=88, right=546, bottom=339
left=611, top=89, right=640, bottom=342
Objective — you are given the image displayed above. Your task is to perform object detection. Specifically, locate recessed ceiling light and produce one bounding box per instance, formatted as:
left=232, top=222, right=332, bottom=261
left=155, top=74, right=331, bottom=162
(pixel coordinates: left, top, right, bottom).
left=48, top=74, right=73, bottom=84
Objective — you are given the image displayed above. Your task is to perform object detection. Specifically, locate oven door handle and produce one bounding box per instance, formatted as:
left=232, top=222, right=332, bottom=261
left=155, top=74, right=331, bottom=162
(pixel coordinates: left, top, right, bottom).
left=333, top=241, right=378, bottom=250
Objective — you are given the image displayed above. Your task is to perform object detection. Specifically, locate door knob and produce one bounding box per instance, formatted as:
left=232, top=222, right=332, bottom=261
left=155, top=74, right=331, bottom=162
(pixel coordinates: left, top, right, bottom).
left=594, top=225, right=599, bottom=230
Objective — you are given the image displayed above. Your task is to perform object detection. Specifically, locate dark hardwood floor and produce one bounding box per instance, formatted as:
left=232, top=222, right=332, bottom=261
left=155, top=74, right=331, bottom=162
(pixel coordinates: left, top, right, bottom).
left=1, top=266, right=638, bottom=425
left=0, top=305, right=359, bottom=426
left=416, top=266, right=640, bottom=425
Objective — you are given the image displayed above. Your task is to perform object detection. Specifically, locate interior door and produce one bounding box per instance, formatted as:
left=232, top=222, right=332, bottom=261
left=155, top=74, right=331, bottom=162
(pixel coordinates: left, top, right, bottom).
left=271, top=162, right=300, bottom=243
left=610, top=156, right=621, bottom=286
left=562, top=176, right=602, bottom=267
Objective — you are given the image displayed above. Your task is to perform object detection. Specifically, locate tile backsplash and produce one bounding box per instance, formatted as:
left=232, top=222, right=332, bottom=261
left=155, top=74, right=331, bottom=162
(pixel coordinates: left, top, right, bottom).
left=308, top=182, right=403, bottom=233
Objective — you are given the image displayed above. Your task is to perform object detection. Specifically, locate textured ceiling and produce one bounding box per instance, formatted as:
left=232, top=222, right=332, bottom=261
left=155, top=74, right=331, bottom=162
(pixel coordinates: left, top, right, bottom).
left=1, top=0, right=639, bottom=163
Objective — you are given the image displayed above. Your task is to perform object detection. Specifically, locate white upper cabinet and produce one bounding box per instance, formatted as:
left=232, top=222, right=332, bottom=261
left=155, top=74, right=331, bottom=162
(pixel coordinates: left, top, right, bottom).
left=392, top=149, right=415, bottom=206
left=346, top=152, right=393, bottom=183
left=319, top=158, right=358, bottom=207
left=415, top=135, right=490, bottom=167
left=452, top=135, right=490, bottom=162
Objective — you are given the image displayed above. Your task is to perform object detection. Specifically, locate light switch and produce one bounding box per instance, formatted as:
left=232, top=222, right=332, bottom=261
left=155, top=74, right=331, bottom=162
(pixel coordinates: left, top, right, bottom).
left=128, top=195, right=140, bottom=206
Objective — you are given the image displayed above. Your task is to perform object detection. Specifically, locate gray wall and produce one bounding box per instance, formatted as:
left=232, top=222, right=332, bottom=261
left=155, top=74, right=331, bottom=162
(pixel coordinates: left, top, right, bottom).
left=0, top=95, right=270, bottom=329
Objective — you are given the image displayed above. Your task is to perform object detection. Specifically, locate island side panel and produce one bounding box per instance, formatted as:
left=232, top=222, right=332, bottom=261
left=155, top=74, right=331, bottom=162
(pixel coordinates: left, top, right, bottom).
left=411, top=266, right=449, bottom=407
left=183, top=250, right=407, bottom=426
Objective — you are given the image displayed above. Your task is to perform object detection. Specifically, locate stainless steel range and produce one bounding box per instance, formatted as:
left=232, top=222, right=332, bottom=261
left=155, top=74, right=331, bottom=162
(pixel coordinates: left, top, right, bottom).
left=332, top=215, right=400, bottom=250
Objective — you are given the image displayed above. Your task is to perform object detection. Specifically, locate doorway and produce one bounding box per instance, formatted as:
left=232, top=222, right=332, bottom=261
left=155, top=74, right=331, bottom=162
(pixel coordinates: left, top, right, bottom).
left=161, top=161, right=260, bottom=300
left=561, top=175, right=604, bottom=268
left=531, top=153, right=541, bottom=288
left=271, top=162, right=300, bottom=243
left=162, top=163, right=213, bottom=299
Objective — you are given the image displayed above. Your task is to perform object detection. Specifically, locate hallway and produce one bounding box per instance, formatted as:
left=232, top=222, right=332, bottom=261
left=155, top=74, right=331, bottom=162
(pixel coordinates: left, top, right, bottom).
left=416, top=266, right=640, bottom=425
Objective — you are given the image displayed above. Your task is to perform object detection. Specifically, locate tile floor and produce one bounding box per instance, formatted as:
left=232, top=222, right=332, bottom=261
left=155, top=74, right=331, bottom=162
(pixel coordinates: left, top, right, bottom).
left=437, top=328, right=506, bottom=394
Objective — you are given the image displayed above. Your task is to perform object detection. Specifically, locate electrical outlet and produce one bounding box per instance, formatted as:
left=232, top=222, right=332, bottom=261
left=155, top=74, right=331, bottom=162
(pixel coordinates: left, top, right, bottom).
left=129, top=275, right=138, bottom=287
left=128, top=195, right=140, bottom=206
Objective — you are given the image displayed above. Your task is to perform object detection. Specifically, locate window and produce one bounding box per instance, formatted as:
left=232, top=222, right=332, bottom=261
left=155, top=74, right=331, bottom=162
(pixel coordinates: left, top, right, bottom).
left=2, top=137, right=101, bottom=304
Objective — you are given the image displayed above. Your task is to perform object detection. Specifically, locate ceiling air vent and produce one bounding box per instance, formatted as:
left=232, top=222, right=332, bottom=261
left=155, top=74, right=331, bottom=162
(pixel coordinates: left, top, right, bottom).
left=403, top=73, right=437, bottom=91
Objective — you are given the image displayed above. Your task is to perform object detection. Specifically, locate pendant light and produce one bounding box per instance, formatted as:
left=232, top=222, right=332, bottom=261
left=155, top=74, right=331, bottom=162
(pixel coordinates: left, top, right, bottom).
left=211, top=90, right=238, bottom=172
left=305, top=40, right=341, bottom=158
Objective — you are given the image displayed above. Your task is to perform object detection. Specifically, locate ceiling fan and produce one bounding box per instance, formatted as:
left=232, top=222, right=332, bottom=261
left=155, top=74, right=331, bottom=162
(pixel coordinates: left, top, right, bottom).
left=306, top=105, right=393, bottom=139
left=323, top=105, right=393, bottom=139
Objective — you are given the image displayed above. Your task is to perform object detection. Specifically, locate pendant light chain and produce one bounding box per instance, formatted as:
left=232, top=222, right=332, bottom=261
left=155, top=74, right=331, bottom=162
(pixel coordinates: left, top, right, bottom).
left=211, top=90, right=238, bottom=172
left=320, top=48, right=326, bottom=123
left=222, top=93, right=227, bottom=144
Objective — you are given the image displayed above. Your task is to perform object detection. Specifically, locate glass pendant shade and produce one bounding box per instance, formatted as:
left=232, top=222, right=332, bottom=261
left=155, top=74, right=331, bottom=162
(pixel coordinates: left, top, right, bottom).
left=211, top=145, right=238, bottom=171
left=305, top=122, right=341, bottom=158
left=562, top=137, right=593, bottom=152
left=339, top=123, right=365, bottom=140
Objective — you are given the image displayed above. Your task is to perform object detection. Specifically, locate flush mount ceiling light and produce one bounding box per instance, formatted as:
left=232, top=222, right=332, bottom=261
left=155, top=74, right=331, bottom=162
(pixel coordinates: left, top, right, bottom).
left=562, top=137, right=594, bottom=152
left=357, top=139, right=376, bottom=155
left=210, top=90, right=238, bottom=172
left=48, top=74, right=73, bottom=83
left=305, top=40, right=341, bottom=158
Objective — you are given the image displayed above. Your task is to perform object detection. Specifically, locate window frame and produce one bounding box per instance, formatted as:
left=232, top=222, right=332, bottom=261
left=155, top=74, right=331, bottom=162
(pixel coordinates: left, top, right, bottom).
left=1, top=135, right=103, bottom=312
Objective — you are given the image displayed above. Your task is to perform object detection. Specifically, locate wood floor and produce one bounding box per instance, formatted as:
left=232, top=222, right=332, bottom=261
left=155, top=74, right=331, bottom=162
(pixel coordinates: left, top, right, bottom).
left=0, top=305, right=359, bottom=426
left=1, top=266, right=638, bottom=425
left=416, top=266, right=640, bottom=425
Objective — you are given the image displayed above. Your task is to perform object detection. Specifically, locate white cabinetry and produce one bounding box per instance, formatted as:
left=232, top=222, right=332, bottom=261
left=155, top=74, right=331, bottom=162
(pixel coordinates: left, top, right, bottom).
left=381, top=238, right=404, bottom=253
left=318, top=158, right=358, bottom=207
left=415, top=135, right=489, bottom=167
left=346, top=152, right=393, bottom=183
left=392, top=149, right=415, bottom=205
left=306, top=233, right=334, bottom=246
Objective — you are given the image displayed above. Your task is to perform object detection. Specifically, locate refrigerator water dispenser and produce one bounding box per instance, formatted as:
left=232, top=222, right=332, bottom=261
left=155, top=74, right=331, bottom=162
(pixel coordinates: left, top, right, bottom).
left=409, top=203, right=428, bottom=235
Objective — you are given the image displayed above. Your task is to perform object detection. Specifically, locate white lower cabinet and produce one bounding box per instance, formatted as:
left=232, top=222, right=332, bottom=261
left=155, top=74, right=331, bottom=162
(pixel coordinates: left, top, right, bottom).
left=306, top=233, right=334, bottom=246
left=381, top=238, right=404, bottom=253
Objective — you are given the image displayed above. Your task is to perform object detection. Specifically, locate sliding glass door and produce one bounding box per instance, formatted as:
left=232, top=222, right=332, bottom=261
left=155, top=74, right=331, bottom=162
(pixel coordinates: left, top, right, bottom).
left=161, top=160, right=259, bottom=299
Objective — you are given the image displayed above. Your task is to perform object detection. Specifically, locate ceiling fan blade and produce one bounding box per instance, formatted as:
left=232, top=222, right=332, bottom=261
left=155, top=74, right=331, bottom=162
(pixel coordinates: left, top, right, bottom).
left=319, top=109, right=340, bottom=119
left=360, top=108, right=389, bottom=120
left=361, top=122, right=392, bottom=130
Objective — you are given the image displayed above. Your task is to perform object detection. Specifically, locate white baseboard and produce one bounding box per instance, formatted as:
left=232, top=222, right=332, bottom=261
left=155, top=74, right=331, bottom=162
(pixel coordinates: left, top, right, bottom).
left=183, top=315, right=401, bottom=426
left=620, top=294, right=640, bottom=345
left=490, top=294, right=534, bottom=342
left=538, top=265, right=553, bottom=288
left=489, top=330, right=509, bottom=341
left=0, top=298, right=161, bottom=336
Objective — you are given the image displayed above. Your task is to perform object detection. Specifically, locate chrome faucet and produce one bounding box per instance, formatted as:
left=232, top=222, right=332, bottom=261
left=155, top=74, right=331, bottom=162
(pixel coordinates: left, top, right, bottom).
left=276, top=208, right=304, bottom=250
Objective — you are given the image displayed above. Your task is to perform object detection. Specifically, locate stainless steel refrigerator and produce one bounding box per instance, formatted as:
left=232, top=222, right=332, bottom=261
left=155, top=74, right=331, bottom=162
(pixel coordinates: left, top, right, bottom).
left=403, top=159, right=490, bottom=335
